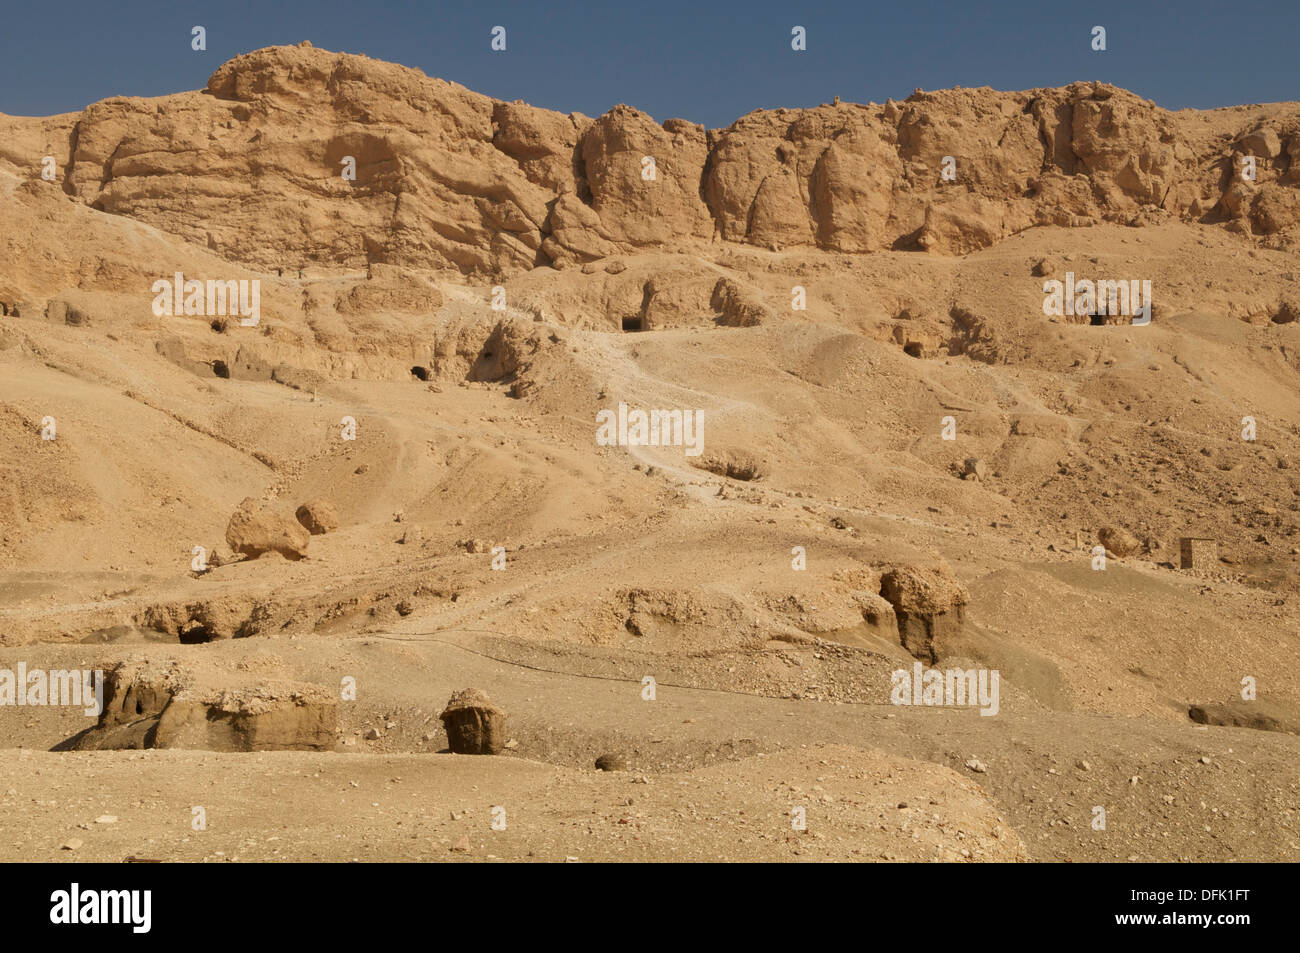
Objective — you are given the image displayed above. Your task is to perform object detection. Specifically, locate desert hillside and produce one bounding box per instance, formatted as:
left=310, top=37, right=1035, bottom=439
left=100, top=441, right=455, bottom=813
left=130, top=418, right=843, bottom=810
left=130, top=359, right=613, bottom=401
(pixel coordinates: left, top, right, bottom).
left=0, top=43, right=1298, bottom=862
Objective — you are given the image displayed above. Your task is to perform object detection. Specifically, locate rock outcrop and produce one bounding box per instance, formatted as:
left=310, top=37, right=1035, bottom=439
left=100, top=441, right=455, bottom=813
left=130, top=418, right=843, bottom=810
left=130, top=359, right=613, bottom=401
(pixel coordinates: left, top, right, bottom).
left=878, top=563, right=970, bottom=664
left=710, top=277, right=770, bottom=327
left=440, top=688, right=508, bottom=754
left=4, top=46, right=1297, bottom=280
left=59, top=660, right=337, bottom=752
left=226, top=497, right=311, bottom=560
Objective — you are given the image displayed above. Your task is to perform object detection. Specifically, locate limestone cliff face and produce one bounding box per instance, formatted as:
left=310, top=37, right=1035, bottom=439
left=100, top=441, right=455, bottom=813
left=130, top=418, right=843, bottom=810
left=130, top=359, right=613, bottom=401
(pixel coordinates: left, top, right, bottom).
left=3, top=43, right=1298, bottom=275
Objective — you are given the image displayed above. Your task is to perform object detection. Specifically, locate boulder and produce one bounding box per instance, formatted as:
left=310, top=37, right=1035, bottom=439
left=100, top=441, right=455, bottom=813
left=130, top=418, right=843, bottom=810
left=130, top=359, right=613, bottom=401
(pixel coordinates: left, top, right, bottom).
left=439, top=688, right=508, bottom=754
left=295, top=499, right=339, bottom=535
left=1098, top=526, right=1141, bottom=557
left=226, top=497, right=310, bottom=560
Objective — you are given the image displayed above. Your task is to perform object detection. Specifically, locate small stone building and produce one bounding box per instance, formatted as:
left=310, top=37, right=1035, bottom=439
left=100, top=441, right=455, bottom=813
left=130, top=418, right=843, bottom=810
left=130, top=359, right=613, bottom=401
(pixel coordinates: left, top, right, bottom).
left=1179, top=537, right=1217, bottom=571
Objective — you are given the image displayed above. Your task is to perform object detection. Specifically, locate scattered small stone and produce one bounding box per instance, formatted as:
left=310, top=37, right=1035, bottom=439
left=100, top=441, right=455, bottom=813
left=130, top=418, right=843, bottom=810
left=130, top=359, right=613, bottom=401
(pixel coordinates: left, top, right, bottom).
left=1032, top=256, right=1059, bottom=277
left=965, top=758, right=987, bottom=774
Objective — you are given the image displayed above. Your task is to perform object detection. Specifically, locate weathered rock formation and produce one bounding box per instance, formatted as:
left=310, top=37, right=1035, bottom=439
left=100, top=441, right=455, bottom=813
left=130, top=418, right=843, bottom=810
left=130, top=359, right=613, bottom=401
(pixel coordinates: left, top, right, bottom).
left=878, top=563, right=970, bottom=664
left=440, top=688, right=508, bottom=754
left=59, top=660, right=337, bottom=752
left=3, top=45, right=1297, bottom=280
left=226, top=497, right=311, bottom=560
left=295, top=499, right=339, bottom=535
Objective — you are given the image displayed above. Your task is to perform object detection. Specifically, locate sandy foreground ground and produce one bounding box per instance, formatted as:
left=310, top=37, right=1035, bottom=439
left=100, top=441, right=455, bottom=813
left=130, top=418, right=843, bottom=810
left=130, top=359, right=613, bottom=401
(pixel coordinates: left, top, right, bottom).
left=1, top=634, right=1295, bottom=862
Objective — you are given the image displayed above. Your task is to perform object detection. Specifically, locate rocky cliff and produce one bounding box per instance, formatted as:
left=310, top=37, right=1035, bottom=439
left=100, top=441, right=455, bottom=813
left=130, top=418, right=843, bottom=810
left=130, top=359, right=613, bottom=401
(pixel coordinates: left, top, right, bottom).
left=2, top=42, right=1298, bottom=276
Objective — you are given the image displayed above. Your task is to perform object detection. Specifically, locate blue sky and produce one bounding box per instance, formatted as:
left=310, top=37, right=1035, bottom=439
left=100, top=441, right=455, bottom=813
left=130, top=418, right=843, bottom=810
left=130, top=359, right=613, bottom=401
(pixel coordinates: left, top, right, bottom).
left=1, top=0, right=1295, bottom=125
